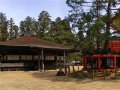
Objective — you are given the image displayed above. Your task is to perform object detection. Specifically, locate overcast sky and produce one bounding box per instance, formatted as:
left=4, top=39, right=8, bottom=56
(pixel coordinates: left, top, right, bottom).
left=0, top=0, right=70, bottom=25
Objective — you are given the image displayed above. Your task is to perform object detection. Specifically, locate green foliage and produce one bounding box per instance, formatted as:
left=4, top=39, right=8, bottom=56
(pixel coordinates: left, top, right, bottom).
left=44, top=17, right=77, bottom=47
left=68, top=52, right=82, bottom=63
left=0, top=12, right=8, bottom=41
left=112, top=20, right=120, bottom=28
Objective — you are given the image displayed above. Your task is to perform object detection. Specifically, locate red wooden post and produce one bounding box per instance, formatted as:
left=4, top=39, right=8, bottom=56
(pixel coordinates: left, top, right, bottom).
left=82, top=57, right=85, bottom=69
left=84, top=56, right=87, bottom=69
left=113, top=56, right=117, bottom=70
left=98, top=56, right=101, bottom=71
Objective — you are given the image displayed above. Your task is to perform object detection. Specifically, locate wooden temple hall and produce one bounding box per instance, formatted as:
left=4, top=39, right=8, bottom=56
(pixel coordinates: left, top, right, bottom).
left=0, top=36, right=76, bottom=71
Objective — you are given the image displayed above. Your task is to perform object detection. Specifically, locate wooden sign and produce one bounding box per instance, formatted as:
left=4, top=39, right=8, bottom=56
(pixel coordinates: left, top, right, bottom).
left=111, top=14, right=120, bottom=31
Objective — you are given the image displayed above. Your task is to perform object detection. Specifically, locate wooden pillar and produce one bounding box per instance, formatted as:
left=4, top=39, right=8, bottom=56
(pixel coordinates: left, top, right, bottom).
left=114, top=56, right=117, bottom=70
left=38, top=52, right=41, bottom=71
left=64, top=51, right=67, bottom=75
left=41, top=49, right=44, bottom=72
left=66, top=54, right=69, bottom=74
left=54, top=55, right=57, bottom=69
left=98, top=56, right=101, bottom=71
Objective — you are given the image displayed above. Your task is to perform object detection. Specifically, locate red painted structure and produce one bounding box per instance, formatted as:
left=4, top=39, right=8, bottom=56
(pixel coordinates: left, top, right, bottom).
left=108, top=41, right=120, bottom=52
left=83, top=41, right=120, bottom=71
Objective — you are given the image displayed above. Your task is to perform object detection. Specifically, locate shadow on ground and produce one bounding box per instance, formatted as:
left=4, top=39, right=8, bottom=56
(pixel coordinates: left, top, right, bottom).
left=30, top=70, right=112, bottom=84
left=30, top=71, right=74, bottom=82
left=31, top=71, right=120, bottom=84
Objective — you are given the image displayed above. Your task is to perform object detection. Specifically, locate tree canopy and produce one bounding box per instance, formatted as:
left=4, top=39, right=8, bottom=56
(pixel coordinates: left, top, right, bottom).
left=66, top=0, right=120, bottom=54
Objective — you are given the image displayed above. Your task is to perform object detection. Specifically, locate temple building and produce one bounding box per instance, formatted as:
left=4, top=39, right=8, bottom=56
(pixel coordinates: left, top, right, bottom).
left=0, top=36, right=76, bottom=71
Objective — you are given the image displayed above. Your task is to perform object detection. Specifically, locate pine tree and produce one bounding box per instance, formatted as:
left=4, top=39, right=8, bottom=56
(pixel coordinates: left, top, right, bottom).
left=38, top=11, right=51, bottom=38
left=8, top=18, right=15, bottom=39
left=0, top=12, right=8, bottom=41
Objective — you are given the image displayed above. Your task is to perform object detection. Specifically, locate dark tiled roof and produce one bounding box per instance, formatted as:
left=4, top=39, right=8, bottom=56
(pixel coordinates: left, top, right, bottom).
left=0, top=36, right=71, bottom=50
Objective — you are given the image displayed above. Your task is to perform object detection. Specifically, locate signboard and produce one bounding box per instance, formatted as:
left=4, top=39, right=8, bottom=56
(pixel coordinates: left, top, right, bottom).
left=111, top=15, right=120, bottom=31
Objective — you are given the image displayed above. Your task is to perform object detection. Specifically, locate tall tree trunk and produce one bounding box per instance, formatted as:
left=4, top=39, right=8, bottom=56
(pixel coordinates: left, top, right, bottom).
left=104, top=1, right=112, bottom=54
left=96, top=0, right=100, bottom=53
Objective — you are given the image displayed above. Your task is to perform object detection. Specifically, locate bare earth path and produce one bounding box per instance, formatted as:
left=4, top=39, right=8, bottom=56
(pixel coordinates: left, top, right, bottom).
left=0, top=71, right=120, bottom=90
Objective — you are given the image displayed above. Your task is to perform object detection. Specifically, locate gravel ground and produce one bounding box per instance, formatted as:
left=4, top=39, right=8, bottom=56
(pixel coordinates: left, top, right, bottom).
left=0, top=67, right=120, bottom=90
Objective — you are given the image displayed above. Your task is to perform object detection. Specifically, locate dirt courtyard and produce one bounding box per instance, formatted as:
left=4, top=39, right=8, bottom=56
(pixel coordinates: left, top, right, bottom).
left=0, top=70, right=120, bottom=90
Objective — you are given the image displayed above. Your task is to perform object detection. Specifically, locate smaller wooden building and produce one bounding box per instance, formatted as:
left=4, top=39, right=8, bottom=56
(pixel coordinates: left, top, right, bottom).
left=0, top=36, right=75, bottom=71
